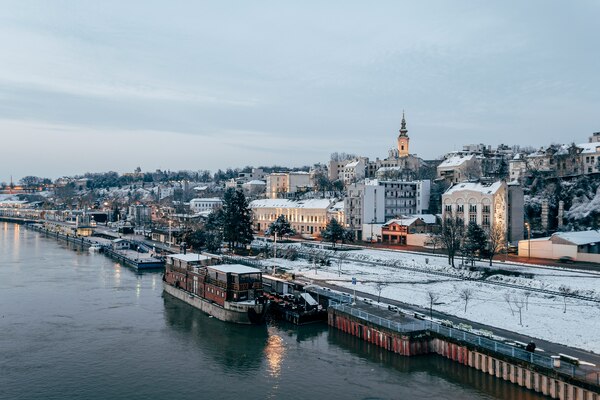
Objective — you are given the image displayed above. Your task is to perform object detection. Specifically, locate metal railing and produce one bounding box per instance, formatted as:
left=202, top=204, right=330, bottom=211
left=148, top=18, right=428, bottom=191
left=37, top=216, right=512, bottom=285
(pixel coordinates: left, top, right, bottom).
left=331, top=303, right=428, bottom=333
left=307, top=286, right=354, bottom=305
left=329, top=303, right=600, bottom=386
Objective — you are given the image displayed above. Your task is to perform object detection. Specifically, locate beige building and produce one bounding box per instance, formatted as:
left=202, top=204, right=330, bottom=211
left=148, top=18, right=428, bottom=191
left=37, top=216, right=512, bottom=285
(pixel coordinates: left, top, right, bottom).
left=250, top=198, right=344, bottom=237
left=442, top=181, right=524, bottom=244
left=265, top=172, right=311, bottom=199
left=437, top=153, right=481, bottom=183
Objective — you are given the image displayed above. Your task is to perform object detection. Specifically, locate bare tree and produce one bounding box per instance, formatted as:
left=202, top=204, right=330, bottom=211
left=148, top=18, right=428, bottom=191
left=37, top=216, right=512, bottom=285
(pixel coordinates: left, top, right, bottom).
left=558, top=285, right=571, bottom=313
left=459, top=288, right=474, bottom=313
left=439, top=216, right=465, bottom=268
left=486, top=225, right=504, bottom=266
left=513, top=295, right=526, bottom=326
left=375, top=281, right=387, bottom=303
left=428, top=233, right=442, bottom=255
left=504, top=292, right=515, bottom=316
left=523, top=291, right=532, bottom=310
left=426, top=290, right=440, bottom=321
left=337, top=251, right=349, bottom=277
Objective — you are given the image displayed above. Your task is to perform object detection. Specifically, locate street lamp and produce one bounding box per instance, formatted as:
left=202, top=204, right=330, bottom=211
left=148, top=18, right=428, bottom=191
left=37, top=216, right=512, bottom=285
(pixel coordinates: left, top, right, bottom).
left=525, top=222, right=531, bottom=258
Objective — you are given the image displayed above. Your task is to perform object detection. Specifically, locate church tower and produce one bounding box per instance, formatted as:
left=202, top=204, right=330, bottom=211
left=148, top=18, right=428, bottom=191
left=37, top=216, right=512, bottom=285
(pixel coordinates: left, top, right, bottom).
left=397, top=112, right=409, bottom=157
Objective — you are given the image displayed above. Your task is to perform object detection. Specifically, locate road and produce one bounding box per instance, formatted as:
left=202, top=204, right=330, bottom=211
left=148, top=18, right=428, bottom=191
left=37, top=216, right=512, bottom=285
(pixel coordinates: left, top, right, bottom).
left=360, top=241, right=600, bottom=272
left=314, top=279, right=600, bottom=367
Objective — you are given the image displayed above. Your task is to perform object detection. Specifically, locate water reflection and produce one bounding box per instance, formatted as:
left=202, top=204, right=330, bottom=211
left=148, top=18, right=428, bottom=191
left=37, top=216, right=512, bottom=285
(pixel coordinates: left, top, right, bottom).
left=265, top=329, right=285, bottom=378
left=162, top=292, right=268, bottom=372
left=328, top=328, right=547, bottom=400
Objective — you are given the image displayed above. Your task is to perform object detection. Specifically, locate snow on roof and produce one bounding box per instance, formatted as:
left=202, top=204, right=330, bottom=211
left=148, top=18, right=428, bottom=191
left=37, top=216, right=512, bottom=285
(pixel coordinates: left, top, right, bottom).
left=552, top=230, right=600, bottom=246
left=168, top=253, right=212, bottom=262
left=577, top=142, right=600, bottom=154
left=383, top=217, right=420, bottom=227
left=250, top=199, right=338, bottom=210
left=444, top=181, right=504, bottom=196
left=330, top=201, right=345, bottom=212
left=190, top=197, right=222, bottom=203
left=209, top=264, right=261, bottom=274
left=0, top=200, right=28, bottom=205
left=438, top=154, right=475, bottom=168
left=412, top=214, right=437, bottom=224
left=511, top=153, right=523, bottom=161
left=344, top=160, right=360, bottom=168
left=194, top=186, right=208, bottom=191
left=376, top=166, right=403, bottom=172
left=244, top=180, right=266, bottom=185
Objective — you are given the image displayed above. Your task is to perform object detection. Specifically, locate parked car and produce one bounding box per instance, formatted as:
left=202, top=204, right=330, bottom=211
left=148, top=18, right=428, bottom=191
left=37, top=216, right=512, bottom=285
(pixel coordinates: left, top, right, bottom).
left=558, top=256, right=574, bottom=264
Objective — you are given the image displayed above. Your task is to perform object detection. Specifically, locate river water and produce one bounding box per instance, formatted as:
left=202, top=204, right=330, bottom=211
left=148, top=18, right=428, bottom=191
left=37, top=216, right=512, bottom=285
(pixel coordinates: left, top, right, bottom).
left=0, top=223, right=545, bottom=400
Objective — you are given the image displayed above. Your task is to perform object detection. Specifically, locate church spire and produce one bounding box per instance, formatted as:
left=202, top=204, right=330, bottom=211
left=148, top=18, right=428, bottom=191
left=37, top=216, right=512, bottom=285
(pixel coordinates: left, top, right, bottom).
left=399, top=111, right=408, bottom=136
left=397, top=110, right=410, bottom=157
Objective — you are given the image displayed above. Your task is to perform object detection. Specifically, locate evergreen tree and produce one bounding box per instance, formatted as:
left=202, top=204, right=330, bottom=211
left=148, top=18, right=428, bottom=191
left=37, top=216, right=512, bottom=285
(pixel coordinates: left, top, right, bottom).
left=321, top=218, right=353, bottom=248
left=265, top=215, right=295, bottom=238
left=463, top=222, right=487, bottom=265
left=221, top=189, right=254, bottom=250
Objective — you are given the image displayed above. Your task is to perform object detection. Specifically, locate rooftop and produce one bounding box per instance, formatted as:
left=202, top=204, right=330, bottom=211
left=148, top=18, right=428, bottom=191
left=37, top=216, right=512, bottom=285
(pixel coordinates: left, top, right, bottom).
left=438, top=154, right=475, bottom=168
left=208, top=264, right=262, bottom=274
left=444, top=181, right=504, bottom=196
left=250, top=198, right=337, bottom=209
left=578, top=142, right=600, bottom=154
left=190, top=197, right=222, bottom=202
left=383, top=217, right=420, bottom=227
left=168, top=253, right=213, bottom=262
left=552, top=230, right=600, bottom=246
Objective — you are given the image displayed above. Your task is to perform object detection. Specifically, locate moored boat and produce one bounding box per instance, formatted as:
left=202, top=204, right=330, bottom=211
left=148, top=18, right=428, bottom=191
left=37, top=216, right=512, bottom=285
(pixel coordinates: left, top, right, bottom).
left=163, top=253, right=268, bottom=324
left=88, top=244, right=102, bottom=252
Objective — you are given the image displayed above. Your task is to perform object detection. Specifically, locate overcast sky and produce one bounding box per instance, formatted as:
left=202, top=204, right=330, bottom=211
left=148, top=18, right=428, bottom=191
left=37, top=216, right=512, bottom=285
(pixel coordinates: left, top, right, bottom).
left=1, top=1, right=599, bottom=182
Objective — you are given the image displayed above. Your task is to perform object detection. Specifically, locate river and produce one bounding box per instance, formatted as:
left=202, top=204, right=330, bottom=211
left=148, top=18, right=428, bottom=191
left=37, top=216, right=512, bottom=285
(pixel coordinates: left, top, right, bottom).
left=0, top=223, right=545, bottom=399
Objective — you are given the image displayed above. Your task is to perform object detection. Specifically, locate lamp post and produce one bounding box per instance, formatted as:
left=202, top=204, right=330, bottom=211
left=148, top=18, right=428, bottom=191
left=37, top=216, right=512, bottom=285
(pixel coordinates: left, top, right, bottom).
left=370, top=217, right=376, bottom=244
left=525, top=222, right=531, bottom=258
left=168, top=219, right=172, bottom=249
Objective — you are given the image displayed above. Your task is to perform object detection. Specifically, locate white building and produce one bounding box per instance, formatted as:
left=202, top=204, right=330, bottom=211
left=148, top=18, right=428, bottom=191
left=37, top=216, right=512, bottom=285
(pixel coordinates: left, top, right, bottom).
left=345, top=179, right=430, bottom=240
left=340, top=158, right=367, bottom=185
left=518, top=230, right=600, bottom=263
left=577, top=141, right=600, bottom=175
left=442, top=180, right=524, bottom=244
left=509, top=154, right=528, bottom=182
left=189, top=198, right=223, bottom=213
left=265, top=172, right=311, bottom=199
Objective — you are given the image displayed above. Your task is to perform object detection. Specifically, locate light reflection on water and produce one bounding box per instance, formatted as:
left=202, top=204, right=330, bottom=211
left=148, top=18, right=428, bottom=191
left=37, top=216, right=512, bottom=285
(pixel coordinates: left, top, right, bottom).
left=265, top=329, right=285, bottom=378
left=0, top=223, right=547, bottom=400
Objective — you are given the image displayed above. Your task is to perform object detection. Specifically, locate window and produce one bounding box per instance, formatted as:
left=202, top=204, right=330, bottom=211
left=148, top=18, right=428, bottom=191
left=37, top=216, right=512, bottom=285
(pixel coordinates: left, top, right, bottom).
left=469, top=204, right=477, bottom=213
left=469, top=214, right=477, bottom=223
left=483, top=214, right=490, bottom=227
left=445, top=205, right=452, bottom=212
left=457, top=205, right=464, bottom=213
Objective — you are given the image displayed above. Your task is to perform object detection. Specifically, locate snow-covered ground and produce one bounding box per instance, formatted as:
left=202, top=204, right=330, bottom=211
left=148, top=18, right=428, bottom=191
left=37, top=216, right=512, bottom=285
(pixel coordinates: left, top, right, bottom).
left=264, top=246, right=600, bottom=353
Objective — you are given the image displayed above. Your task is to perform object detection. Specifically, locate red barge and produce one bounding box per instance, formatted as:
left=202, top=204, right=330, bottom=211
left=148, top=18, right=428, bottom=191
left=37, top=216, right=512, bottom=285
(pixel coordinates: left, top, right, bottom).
left=163, top=253, right=268, bottom=324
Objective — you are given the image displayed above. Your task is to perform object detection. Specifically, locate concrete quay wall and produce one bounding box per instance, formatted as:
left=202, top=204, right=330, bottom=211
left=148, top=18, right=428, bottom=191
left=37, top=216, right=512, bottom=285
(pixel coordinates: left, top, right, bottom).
left=328, top=308, right=599, bottom=399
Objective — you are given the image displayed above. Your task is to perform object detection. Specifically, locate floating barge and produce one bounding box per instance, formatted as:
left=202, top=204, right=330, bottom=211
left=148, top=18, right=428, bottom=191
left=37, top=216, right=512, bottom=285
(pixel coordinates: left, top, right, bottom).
left=163, top=253, right=268, bottom=325
left=262, top=275, right=328, bottom=325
